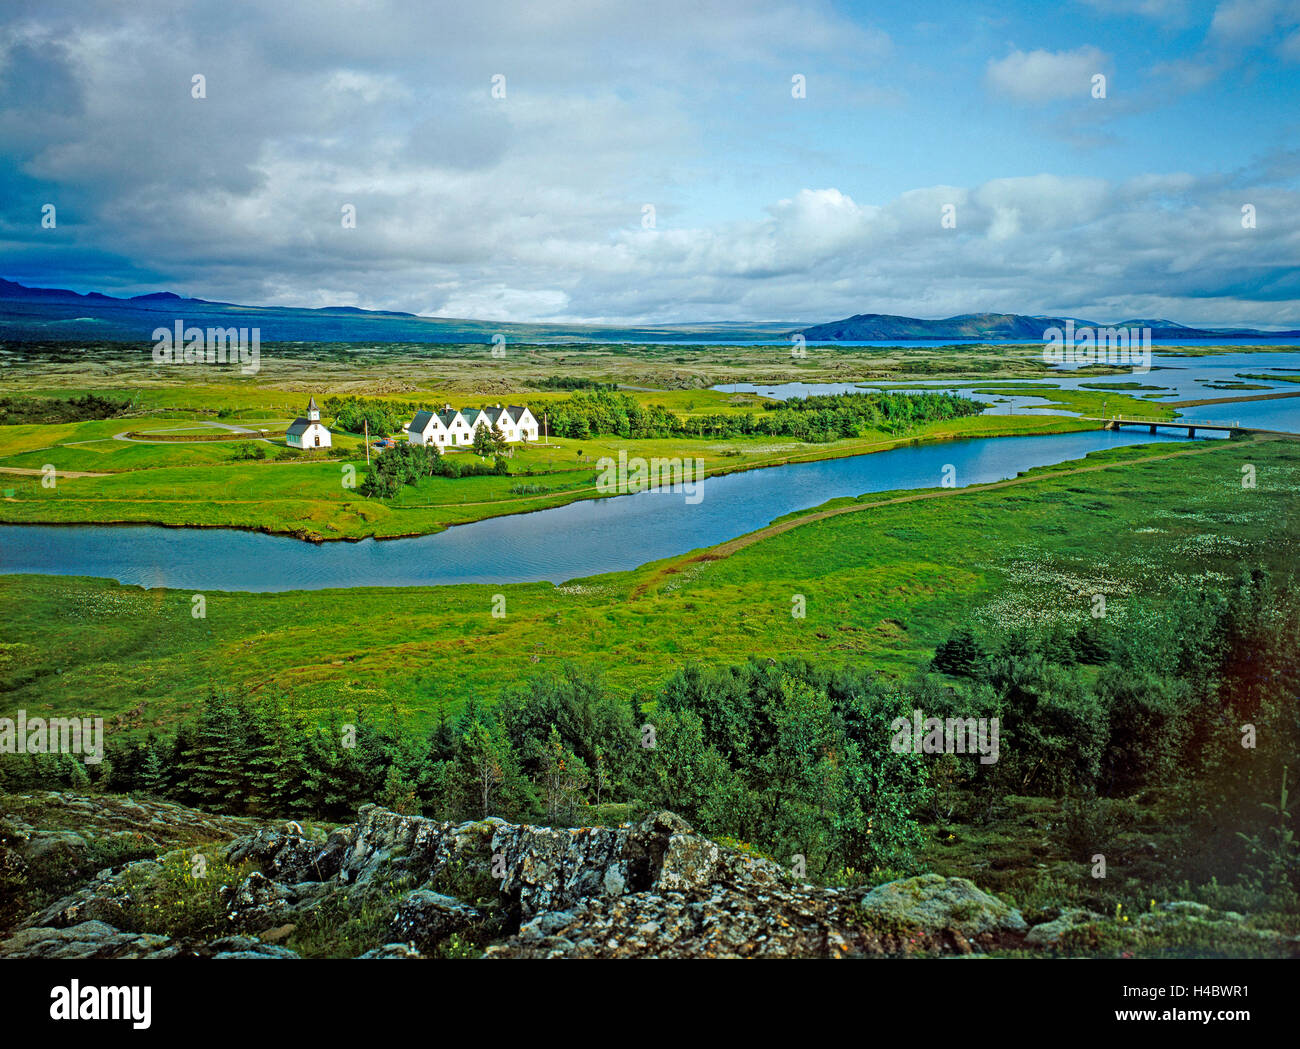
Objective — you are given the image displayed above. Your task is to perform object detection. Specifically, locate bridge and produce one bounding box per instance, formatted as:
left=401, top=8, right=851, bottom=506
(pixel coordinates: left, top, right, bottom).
left=1083, top=416, right=1299, bottom=439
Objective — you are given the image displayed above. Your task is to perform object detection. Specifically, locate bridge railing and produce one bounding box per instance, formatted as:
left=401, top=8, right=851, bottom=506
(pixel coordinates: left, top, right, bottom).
left=1101, top=416, right=1242, bottom=428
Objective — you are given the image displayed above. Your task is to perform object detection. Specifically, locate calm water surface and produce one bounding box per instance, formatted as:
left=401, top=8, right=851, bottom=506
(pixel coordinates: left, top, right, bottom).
left=0, top=429, right=1195, bottom=592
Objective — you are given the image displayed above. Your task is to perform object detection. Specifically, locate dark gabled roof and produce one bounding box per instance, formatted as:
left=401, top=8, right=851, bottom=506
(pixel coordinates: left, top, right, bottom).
left=286, top=417, right=312, bottom=436
left=409, top=410, right=436, bottom=433
left=506, top=405, right=532, bottom=422
left=436, top=409, right=461, bottom=428
left=481, top=406, right=506, bottom=423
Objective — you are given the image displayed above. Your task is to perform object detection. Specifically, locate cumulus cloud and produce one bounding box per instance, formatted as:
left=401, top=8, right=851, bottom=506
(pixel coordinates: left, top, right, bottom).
left=576, top=173, right=1299, bottom=326
left=0, top=1, right=1295, bottom=327
left=1209, top=0, right=1281, bottom=43
left=986, top=45, right=1109, bottom=103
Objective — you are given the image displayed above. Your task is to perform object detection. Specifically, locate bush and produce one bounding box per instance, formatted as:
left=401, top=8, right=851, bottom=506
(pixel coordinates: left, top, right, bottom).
left=230, top=442, right=267, bottom=461
left=120, top=851, right=254, bottom=939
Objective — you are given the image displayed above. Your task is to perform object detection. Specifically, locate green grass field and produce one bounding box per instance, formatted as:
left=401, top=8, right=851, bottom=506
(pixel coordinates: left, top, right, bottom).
left=0, top=396, right=1096, bottom=538
left=0, top=339, right=1250, bottom=539
left=2, top=434, right=1293, bottom=734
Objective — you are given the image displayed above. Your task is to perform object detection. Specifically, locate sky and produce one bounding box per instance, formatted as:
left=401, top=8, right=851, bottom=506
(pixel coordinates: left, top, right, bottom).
left=2, top=0, right=1299, bottom=326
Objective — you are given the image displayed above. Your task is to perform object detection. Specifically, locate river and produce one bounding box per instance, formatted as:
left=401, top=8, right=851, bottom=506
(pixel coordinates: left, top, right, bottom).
left=0, top=429, right=1195, bottom=592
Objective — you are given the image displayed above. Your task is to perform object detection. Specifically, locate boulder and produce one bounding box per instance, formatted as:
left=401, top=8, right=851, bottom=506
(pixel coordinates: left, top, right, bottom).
left=205, top=935, right=301, bottom=959
left=0, top=920, right=180, bottom=960
left=389, top=890, right=481, bottom=952
left=1025, top=908, right=1104, bottom=946
left=220, top=870, right=296, bottom=930
left=856, top=874, right=1028, bottom=941
left=22, top=859, right=160, bottom=930
left=358, top=942, right=426, bottom=959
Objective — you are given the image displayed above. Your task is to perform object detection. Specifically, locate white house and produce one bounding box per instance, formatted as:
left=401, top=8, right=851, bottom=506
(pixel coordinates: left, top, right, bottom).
left=458, top=406, right=488, bottom=441
left=407, top=409, right=450, bottom=448
left=481, top=405, right=515, bottom=441
left=479, top=404, right=538, bottom=442
left=407, top=403, right=540, bottom=448
left=441, top=406, right=478, bottom=446
left=505, top=405, right=539, bottom=441
left=286, top=396, right=331, bottom=449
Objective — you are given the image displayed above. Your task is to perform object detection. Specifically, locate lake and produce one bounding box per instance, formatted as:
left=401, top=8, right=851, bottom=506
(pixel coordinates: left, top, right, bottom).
left=713, top=350, right=1300, bottom=433
left=0, top=428, right=1194, bottom=592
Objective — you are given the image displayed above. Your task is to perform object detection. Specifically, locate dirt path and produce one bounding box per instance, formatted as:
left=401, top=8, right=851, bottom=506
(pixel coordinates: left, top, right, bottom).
left=0, top=466, right=111, bottom=478
left=112, top=421, right=278, bottom=443
left=631, top=439, right=1247, bottom=597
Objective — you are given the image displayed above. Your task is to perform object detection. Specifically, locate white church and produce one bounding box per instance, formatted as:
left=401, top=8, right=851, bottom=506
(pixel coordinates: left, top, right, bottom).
left=407, top=404, right=539, bottom=448
left=286, top=396, right=332, bottom=449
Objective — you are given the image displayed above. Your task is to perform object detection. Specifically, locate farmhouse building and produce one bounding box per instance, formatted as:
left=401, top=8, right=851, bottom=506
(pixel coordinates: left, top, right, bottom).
left=482, top=404, right=540, bottom=442
left=407, top=409, right=447, bottom=447
left=286, top=396, right=331, bottom=449
left=407, top=403, right=540, bottom=447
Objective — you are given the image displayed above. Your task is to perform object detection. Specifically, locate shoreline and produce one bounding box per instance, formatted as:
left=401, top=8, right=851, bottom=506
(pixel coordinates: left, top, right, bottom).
left=0, top=434, right=1252, bottom=600
left=0, top=416, right=1101, bottom=543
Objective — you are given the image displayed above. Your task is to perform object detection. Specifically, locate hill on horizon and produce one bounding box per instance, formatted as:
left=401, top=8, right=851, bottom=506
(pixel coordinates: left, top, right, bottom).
left=2, top=278, right=1297, bottom=344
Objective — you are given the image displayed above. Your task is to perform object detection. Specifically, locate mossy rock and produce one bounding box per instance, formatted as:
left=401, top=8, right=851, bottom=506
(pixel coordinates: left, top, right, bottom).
left=858, top=874, right=1028, bottom=939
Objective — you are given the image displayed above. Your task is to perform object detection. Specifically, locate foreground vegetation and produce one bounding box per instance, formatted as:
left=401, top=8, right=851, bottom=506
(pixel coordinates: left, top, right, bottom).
left=5, top=554, right=1296, bottom=941
left=1, top=436, right=1294, bottom=720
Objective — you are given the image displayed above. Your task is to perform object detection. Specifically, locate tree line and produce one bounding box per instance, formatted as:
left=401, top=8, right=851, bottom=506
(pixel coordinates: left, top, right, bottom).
left=358, top=440, right=509, bottom=498
left=5, top=567, right=1294, bottom=897
left=543, top=389, right=983, bottom=442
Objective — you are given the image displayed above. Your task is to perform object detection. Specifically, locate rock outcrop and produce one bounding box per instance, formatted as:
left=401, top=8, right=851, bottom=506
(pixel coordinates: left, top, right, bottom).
left=3, top=792, right=1296, bottom=959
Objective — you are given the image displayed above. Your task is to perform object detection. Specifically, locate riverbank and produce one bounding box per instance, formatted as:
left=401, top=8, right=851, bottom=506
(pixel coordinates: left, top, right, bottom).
left=7, top=340, right=1293, bottom=540
left=1, top=434, right=1292, bottom=725
left=1169, top=389, right=1300, bottom=408
left=0, top=412, right=1098, bottom=541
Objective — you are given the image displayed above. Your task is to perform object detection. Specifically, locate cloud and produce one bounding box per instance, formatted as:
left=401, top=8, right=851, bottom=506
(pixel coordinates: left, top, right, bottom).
left=1078, top=0, right=1192, bottom=24
left=1278, top=24, right=1300, bottom=57
left=0, top=1, right=1296, bottom=327
left=986, top=45, right=1109, bottom=103
left=1154, top=0, right=1300, bottom=89
left=1208, top=0, right=1280, bottom=44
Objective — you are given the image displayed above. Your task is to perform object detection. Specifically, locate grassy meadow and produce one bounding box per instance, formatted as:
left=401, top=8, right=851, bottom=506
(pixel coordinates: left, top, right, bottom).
left=2, top=433, right=1293, bottom=734
left=0, top=335, right=1198, bottom=539
left=2, top=341, right=1298, bottom=948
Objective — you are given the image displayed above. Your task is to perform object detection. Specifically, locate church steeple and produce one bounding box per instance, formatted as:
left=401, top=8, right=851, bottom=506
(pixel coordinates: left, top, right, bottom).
left=307, top=396, right=320, bottom=423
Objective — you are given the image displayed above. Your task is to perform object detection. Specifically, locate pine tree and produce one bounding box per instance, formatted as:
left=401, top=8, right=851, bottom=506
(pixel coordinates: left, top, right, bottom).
left=932, top=628, right=985, bottom=677
left=140, top=741, right=169, bottom=798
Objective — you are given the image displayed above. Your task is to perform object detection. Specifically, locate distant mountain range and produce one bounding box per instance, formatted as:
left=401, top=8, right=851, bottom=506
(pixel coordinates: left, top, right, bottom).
left=1, top=278, right=1297, bottom=343
left=0, top=278, right=421, bottom=319
left=0, top=278, right=792, bottom=344
left=796, top=311, right=1300, bottom=341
